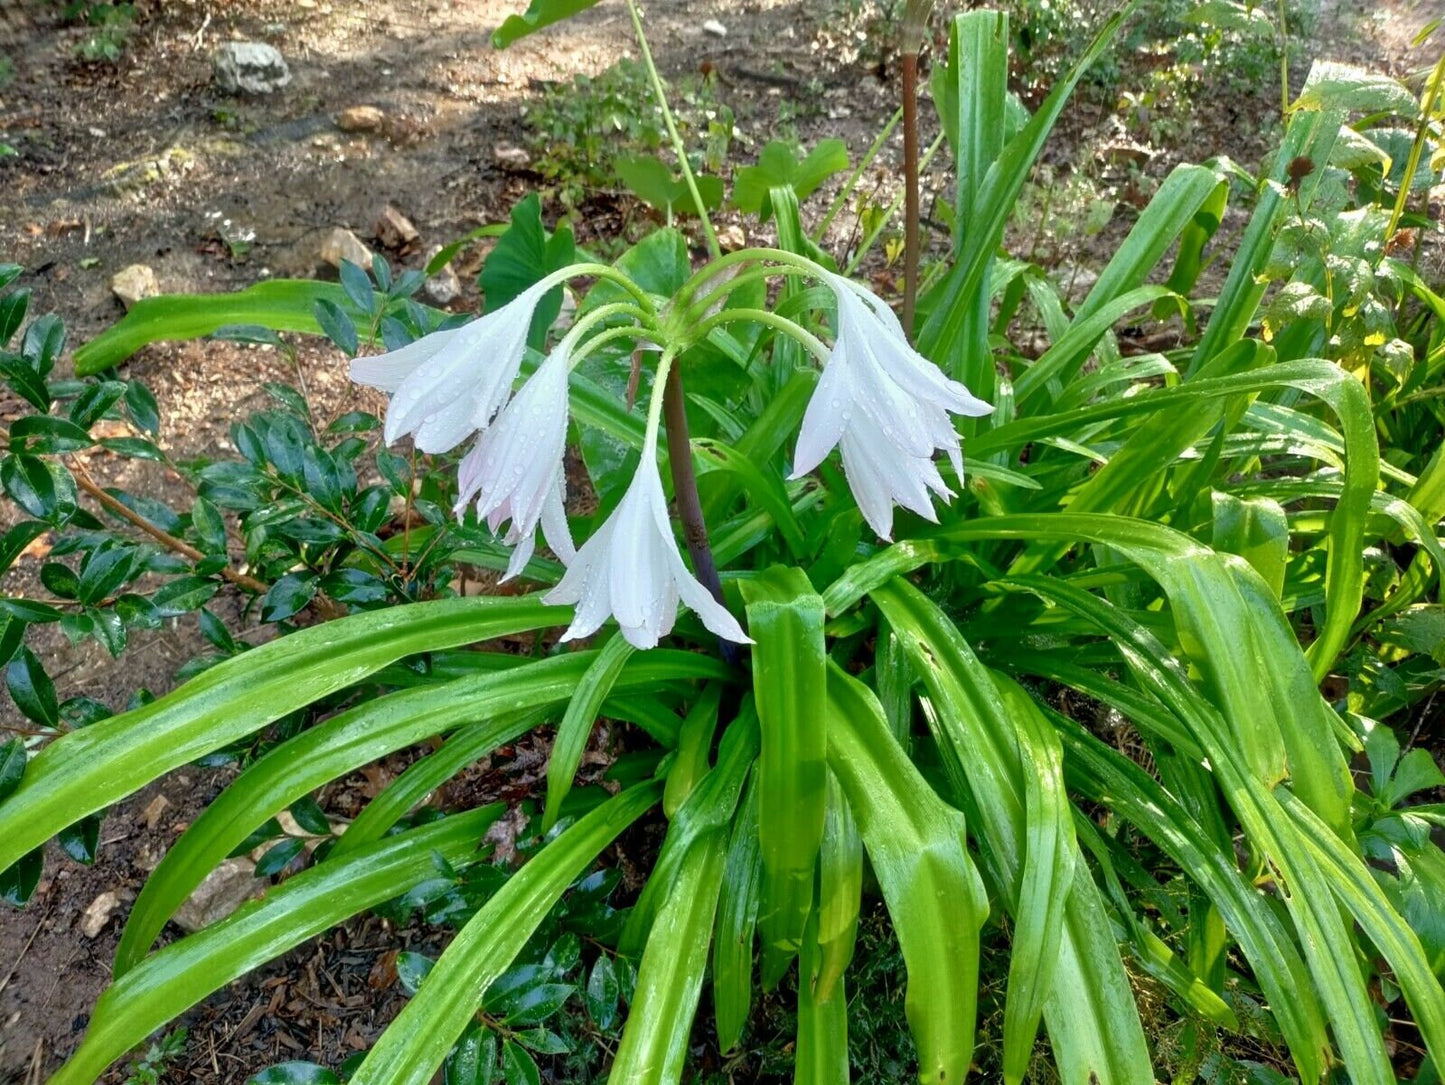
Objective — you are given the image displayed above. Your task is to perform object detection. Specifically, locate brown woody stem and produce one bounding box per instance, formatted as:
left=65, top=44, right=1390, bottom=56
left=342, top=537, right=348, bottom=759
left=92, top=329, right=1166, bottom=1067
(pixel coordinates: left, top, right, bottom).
left=661, top=365, right=741, bottom=662
left=901, top=50, right=921, bottom=338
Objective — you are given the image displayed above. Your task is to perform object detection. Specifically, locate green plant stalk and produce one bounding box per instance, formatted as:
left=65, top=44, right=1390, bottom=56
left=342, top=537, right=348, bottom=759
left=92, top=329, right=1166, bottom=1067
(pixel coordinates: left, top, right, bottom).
left=813, top=107, right=902, bottom=242
left=624, top=0, right=721, bottom=259
left=1278, top=0, right=1290, bottom=117
left=1387, top=48, right=1445, bottom=238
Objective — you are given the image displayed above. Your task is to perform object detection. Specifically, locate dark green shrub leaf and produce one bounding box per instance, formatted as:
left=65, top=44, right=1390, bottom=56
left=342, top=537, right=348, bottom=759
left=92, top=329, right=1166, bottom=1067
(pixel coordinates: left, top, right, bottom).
left=585, top=954, right=620, bottom=1028
left=6, top=647, right=58, bottom=726
left=59, top=611, right=95, bottom=644
left=229, top=817, right=283, bottom=857
left=396, top=951, right=435, bottom=995
left=21, top=313, right=65, bottom=376
left=0, top=740, right=26, bottom=803
left=197, top=608, right=238, bottom=653
left=1, top=522, right=49, bottom=575
left=320, top=568, right=388, bottom=607
left=501, top=1040, right=540, bottom=1085
left=0, top=847, right=43, bottom=906
left=513, top=1029, right=568, bottom=1055
left=498, top=983, right=574, bottom=1027
left=254, top=837, right=307, bottom=877
left=261, top=572, right=319, bottom=622
left=0, top=618, right=21, bottom=667
left=9, top=415, right=93, bottom=454
left=371, top=253, right=393, bottom=293
left=0, top=265, right=21, bottom=290
left=123, top=381, right=160, bottom=435
left=326, top=411, right=379, bottom=435
left=150, top=576, right=220, bottom=617
left=77, top=544, right=135, bottom=604
left=0, top=288, right=30, bottom=346
left=59, top=696, right=112, bottom=728
left=314, top=299, right=359, bottom=356
left=264, top=382, right=311, bottom=419
left=191, top=497, right=228, bottom=554
left=289, top=796, right=331, bottom=836
left=445, top=1024, right=497, bottom=1085
left=338, top=260, right=376, bottom=316
left=99, top=436, right=164, bottom=461
left=0, top=598, right=61, bottom=623
left=58, top=813, right=102, bottom=864
left=40, top=561, right=79, bottom=598
left=2, top=454, right=60, bottom=519
left=114, top=593, right=162, bottom=630
left=69, top=381, right=127, bottom=428
left=89, top=607, right=128, bottom=656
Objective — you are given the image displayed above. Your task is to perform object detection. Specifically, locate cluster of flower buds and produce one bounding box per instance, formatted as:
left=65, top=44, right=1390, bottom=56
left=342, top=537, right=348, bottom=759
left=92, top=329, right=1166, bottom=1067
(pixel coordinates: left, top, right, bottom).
left=350, top=254, right=991, bottom=649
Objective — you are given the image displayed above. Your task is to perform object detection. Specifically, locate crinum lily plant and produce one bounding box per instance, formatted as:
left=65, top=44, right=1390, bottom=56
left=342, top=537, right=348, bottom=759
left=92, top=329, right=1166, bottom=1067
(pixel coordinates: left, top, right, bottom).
left=353, top=252, right=992, bottom=648
left=8, top=4, right=1445, bottom=1083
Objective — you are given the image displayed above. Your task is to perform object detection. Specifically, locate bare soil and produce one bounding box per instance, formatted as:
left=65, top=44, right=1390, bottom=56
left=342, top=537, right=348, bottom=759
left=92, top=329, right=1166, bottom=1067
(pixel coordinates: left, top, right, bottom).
left=0, top=0, right=1438, bottom=1081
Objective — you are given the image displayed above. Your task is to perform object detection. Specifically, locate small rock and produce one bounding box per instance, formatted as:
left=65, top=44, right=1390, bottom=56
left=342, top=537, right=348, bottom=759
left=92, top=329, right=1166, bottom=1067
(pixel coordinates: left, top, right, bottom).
left=173, top=857, right=260, bottom=932
left=702, top=18, right=727, bottom=37
left=140, top=794, right=170, bottom=831
left=493, top=143, right=531, bottom=170
left=213, top=42, right=291, bottom=95
left=79, top=892, right=120, bottom=938
left=320, top=227, right=374, bottom=270
left=375, top=204, right=419, bottom=252
left=337, top=105, right=385, bottom=133
left=423, top=247, right=462, bottom=306
left=110, top=264, right=158, bottom=309
left=718, top=224, right=747, bottom=252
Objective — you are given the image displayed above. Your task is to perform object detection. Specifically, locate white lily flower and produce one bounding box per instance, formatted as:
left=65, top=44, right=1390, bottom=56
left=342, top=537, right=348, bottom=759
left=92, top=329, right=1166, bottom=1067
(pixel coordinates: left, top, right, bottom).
left=545, top=443, right=751, bottom=650
left=454, top=345, right=577, bottom=581
left=349, top=280, right=552, bottom=454
left=790, top=271, right=993, bottom=539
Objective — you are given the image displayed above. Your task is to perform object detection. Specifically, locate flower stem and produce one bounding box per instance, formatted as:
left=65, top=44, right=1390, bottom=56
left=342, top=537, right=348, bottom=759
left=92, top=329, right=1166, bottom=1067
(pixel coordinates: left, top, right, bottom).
left=901, top=49, right=922, bottom=338
left=624, top=0, right=721, bottom=260
left=660, top=363, right=740, bottom=662
left=691, top=307, right=831, bottom=363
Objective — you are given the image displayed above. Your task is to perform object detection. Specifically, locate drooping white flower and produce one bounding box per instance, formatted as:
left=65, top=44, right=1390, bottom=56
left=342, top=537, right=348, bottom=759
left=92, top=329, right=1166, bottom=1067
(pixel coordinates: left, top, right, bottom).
left=454, top=345, right=576, bottom=581
left=790, top=271, right=993, bottom=539
left=349, top=280, right=552, bottom=453
left=545, top=443, right=751, bottom=650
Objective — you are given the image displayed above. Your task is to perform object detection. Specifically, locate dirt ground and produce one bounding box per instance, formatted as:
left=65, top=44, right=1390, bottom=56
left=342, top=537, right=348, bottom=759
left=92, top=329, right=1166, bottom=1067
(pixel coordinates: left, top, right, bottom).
left=0, top=0, right=1439, bottom=1081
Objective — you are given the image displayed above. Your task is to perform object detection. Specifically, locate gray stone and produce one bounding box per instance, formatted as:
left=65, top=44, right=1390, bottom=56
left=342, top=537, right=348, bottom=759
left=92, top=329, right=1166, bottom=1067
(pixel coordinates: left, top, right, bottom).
left=320, top=227, right=374, bottom=270
left=173, top=858, right=260, bottom=932
left=214, top=42, right=291, bottom=95
left=423, top=246, right=462, bottom=305
left=110, top=264, right=158, bottom=309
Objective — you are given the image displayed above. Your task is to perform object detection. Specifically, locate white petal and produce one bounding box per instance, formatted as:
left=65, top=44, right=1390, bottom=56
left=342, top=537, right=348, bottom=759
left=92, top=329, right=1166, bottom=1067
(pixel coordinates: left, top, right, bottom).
left=500, top=530, right=537, bottom=583
left=350, top=327, right=460, bottom=394
left=838, top=430, right=896, bottom=539
left=670, top=550, right=752, bottom=643
left=539, top=472, right=576, bottom=565
left=790, top=345, right=855, bottom=478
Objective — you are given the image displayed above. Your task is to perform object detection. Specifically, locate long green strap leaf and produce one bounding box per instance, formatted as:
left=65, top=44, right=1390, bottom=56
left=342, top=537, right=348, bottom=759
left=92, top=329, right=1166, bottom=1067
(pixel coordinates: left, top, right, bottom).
left=711, top=771, right=762, bottom=1053
left=52, top=807, right=504, bottom=1084
left=608, top=827, right=729, bottom=1084
left=741, top=567, right=827, bottom=981
left=872, top=581, right=1153, bottom=1085
left=117, top=650, right=722, bottom=974
left=825, top=663, right=987, bottom=1085
left=544, top=634, right=636, bottom=831
left=351, top=782, right=662, bottom=1085
left=0, top=595, right=569, bottom=878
